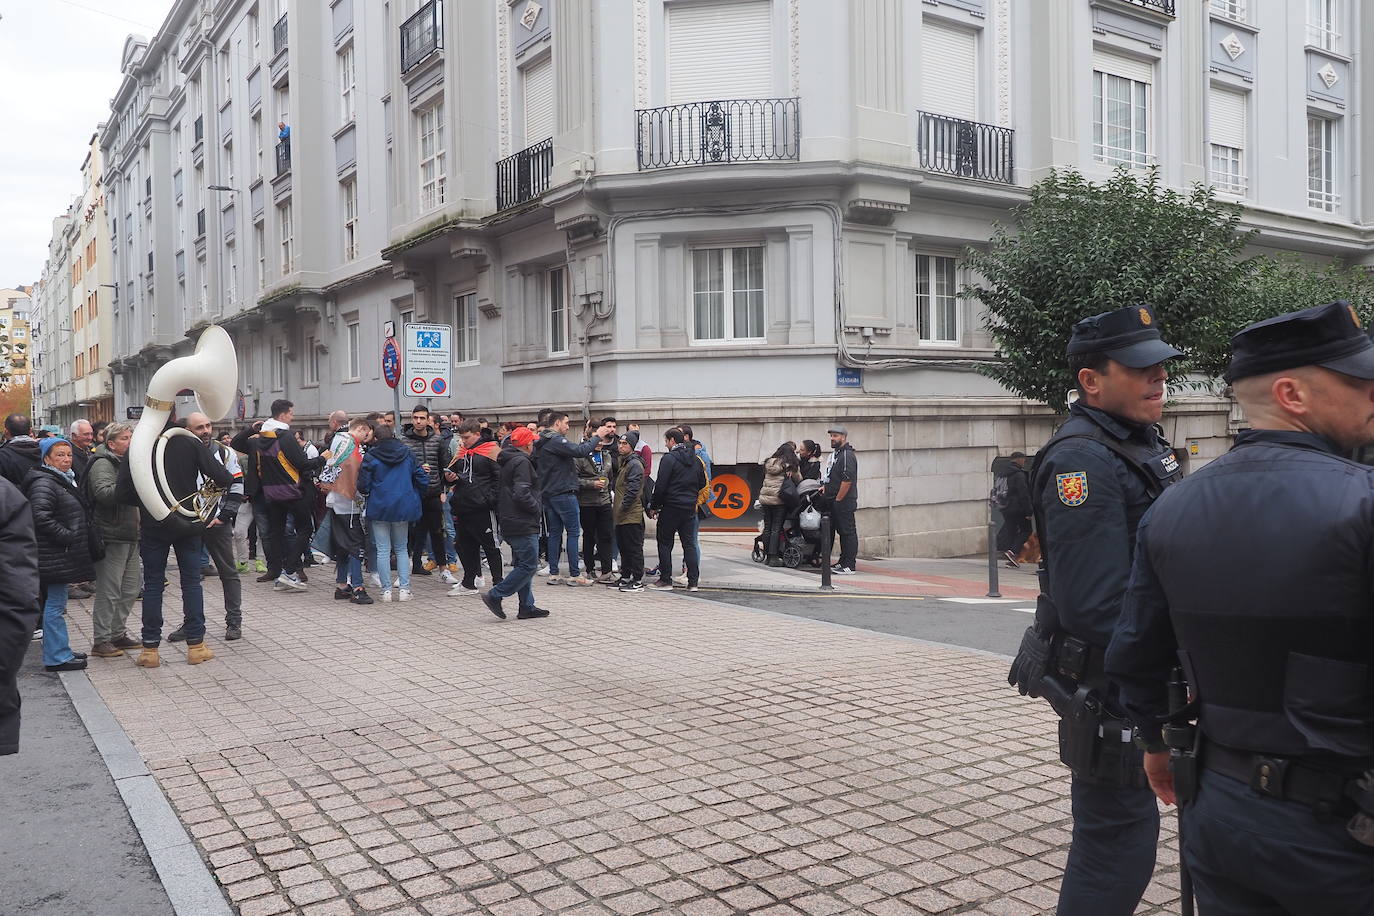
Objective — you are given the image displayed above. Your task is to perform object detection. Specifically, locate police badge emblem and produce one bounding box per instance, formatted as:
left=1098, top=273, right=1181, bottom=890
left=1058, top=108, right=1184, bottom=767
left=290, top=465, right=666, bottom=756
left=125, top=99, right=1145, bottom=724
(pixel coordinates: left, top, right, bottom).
left=1138, top=307, right=1152, bottom=326
left=1056, top=471, right=1088, bottom=506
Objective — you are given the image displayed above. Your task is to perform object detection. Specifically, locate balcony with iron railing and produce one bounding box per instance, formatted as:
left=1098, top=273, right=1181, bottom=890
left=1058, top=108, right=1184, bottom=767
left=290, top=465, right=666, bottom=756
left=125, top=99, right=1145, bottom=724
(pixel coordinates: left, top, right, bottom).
left=915, top=111, right=1014, bottom=185
left=273, top=13, right=288, bottom=56
left=1117, top=0, right=1175, bottom=15
left=401, top=0, right=442, bottom=74
left=636, top=98, right=800, bottom=171
left=275, top=141, right=291, bottom=177
left=496, top=138, right=553, bottom=210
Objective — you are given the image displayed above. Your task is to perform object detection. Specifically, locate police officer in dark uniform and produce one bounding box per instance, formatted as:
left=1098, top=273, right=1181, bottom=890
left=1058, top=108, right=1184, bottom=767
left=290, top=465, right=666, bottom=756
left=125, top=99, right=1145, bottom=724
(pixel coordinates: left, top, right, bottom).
left=1007, top=303, right=1183, bottom=915
left=1106, top=301, right=1374, bottom=914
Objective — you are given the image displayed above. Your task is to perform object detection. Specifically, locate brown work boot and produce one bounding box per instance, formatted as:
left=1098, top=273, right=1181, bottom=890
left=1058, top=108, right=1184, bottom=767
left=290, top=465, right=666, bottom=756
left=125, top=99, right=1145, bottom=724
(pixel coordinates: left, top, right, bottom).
left=90, top=642, right=125, bottom=658
left=134, top=647, right=161, bottom=668
left=186, top=642, right=215, bottom=665
left=111, top=634, right=141, bottom=650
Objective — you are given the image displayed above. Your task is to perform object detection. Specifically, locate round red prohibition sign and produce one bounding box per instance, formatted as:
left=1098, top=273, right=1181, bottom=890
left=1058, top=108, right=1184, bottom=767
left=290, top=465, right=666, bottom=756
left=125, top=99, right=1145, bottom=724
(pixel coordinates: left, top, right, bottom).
left=410, top=377, right=427, bottom=394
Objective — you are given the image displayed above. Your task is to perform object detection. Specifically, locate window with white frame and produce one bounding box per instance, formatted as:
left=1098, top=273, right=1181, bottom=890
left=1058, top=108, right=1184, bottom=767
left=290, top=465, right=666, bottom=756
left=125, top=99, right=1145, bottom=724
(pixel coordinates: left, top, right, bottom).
left=252, top=113, right=262, bottom=166
left=1307, top=0, right=1339, bottom=51
left=345, top=320, right=360, bottom=380
left=277, top=202, right=293, bottom=273
left=1209, top=87, right=1247, bottom=195
left=226, top=238, right=238, bottom=304
left=915, top=255, right=960, bottom=345
left=691, top=246, right=765, bottom=342
left=338, top=44, right=356, bottom=125
left=271, top=343, right=285, bottom=390
left=222, top=140, right=234, bottom=185
left=1308, top=116, right=1338, bottom=212
left=249, top=9, right=259, bottom=60
left=220, top=46, right=231, bottom=98
left=304, top=334, right=319, bottom=385
left=254, top=221, right=266, bottom=288
left=1092, top=52, right=1153, bottom=169
left=455, top=292, right=478, bottom=365
left=547, top=267, right=568, bottom=356
left=342, top=178, right=358, bottom=260
left=1210, top=0, right=1246, bottom=21
left=417, top=102, right=446, bottom=212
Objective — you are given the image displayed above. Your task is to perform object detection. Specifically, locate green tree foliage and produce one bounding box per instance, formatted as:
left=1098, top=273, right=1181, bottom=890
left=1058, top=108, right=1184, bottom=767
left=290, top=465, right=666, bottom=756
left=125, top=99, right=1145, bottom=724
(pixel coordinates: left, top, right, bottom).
left=1239, top=255, right=1374, bottom=330
left=965, top=167, right=1255, bottom=411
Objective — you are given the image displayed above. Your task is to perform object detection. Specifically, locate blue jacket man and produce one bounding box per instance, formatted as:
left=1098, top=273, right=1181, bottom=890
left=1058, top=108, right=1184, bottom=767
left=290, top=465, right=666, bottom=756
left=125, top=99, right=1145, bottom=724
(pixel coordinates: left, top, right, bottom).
left=1009, top=304, right=1183, bottom=916
left=532, top=411, right=612, bottom=585
left=1107, top=301, right=1374, bottom=914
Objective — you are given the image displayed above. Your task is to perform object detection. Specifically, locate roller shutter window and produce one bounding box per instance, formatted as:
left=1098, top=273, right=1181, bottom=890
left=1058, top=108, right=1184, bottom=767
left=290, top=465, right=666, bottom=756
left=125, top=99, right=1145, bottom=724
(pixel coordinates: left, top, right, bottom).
left=667, top=0, right=773, bottom=104
left=1208, top=87, right=1246, bottom=194
left=921, top=20, right=978, bottom=120
left=523, top=55, right=554, bottom=148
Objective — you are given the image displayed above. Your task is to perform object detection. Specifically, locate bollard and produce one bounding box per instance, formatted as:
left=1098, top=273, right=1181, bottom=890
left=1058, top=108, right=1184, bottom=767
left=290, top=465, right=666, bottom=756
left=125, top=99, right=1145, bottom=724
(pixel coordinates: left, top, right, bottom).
left=819, top=513, right=834, bottom=591
left=986, top=521, right=1002, bottom=598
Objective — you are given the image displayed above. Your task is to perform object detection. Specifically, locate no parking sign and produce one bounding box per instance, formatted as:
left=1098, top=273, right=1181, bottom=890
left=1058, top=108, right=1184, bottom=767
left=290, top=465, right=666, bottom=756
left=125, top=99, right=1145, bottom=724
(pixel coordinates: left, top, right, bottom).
left=403, top=323, right=451, bottom=397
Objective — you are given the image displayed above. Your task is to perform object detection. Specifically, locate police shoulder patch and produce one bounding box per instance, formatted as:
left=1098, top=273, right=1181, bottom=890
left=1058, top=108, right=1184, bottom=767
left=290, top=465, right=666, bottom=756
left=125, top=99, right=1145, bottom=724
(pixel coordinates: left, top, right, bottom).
left=1056, top=471, right=1088, bottom=507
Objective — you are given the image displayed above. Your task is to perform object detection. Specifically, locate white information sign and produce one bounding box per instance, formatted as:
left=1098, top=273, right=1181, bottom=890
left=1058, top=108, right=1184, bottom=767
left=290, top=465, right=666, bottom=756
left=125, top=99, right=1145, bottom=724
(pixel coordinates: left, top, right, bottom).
left=403, top=323, right=452, bottom=397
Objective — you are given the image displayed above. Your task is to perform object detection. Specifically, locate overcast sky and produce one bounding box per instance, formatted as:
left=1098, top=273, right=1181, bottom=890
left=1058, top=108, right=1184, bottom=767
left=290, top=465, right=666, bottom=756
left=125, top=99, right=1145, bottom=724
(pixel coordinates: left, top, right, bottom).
left=0, top=0, right=174, bottom=287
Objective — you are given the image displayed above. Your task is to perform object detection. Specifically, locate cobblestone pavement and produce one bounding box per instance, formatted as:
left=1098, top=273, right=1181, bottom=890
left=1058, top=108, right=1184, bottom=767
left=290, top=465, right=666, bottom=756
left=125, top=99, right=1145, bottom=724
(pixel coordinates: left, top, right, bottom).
left=62, top=566, right=1183, bottom=915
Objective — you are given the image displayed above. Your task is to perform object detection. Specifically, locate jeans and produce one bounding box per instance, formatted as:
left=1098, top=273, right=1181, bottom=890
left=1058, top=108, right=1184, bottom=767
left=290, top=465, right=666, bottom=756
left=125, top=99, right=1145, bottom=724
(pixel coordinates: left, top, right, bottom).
left=410, top=493, right=445, bottom=569
left=40, top=583, right=75, bottom=666
left=202, top=522, right=243, bottom=627
left=579, top=504, right=614, bottom=576
left=140, top=527, right=206, bottom=646
left=827, top=503, right=858, bottom=568
left=330, top=510, right=365, bottom=588
left=310, top=510, right=333, bottom=559
left=232, top=505, right=252, bottom=565
left=442, top=508, right=457, bottom=565
left=1057, top=776, right=1159, bottom=915
left=544, top=492, right=582, bottom=576
left=488, top=533, right=538, bottom=609
left=92, top=540, right=140, bottom=644
left=265, top=495, right=313, bottom=576
left=454, top=508, right=503, bottom=587
left=372, top=520, right=411, bottom=591
left=616, top=523, right=644, bottom=582
left=761, top=505, right=787, bottom=560
left=655, top=507, right=699, bottom=585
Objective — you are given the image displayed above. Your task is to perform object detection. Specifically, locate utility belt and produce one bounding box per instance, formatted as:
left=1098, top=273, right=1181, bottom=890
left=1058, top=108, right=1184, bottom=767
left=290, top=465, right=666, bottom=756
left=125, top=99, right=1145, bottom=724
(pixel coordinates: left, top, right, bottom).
left=1202, top=740, right=1362, bottom=819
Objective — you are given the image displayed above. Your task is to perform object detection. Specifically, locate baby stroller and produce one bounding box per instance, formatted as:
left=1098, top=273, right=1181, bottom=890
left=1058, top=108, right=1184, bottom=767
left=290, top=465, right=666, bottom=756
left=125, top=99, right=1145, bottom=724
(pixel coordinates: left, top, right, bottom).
left=752, top=478, right=825, bottom=568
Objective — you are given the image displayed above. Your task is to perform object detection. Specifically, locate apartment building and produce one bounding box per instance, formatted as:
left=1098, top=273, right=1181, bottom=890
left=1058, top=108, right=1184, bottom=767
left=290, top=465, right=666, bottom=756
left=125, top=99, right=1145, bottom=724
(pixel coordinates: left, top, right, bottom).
left=98, top=0, right=1374, bottom=556
left=0, top=289, right=33, bottom=404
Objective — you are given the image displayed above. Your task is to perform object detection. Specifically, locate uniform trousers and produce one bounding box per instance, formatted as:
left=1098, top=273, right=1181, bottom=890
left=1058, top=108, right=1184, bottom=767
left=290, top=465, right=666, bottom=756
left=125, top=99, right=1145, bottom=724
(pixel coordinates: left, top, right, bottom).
left=1183, top=770, right=1374, bottom=915
left=1057, top=776, right=1159, bottom=915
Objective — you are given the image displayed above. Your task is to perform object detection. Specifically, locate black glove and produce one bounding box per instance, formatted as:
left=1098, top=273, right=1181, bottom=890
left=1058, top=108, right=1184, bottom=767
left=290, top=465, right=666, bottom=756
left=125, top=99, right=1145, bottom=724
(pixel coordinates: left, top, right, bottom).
left=1007, top=626, right=1052, bottom=698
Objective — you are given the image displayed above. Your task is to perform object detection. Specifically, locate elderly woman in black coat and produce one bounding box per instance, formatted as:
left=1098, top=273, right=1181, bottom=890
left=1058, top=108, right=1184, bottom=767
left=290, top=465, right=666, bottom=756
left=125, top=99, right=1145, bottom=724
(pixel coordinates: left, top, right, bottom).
left=26, top=438, right=96, bottom=672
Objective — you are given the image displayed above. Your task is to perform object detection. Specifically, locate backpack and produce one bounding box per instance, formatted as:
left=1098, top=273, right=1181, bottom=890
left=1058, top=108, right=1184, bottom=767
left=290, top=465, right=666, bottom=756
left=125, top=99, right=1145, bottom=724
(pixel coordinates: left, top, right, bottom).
left=258, top=434, right=302, bottom=502
left=989, top=475, right=1011, bottom=510
left=694, top=455, right=711, bottom=509
left=639, top=473, right=655, bottom=510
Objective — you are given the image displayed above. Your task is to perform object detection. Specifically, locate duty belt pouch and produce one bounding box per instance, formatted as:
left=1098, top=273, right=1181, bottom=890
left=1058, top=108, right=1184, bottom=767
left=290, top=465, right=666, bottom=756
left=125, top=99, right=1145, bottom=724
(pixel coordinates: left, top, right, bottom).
left=1093, top=718, right=1147, bottom=788
left=1056, top=636, right=1090, bottom=682
left=1058, top=716, right=1099, bottom=776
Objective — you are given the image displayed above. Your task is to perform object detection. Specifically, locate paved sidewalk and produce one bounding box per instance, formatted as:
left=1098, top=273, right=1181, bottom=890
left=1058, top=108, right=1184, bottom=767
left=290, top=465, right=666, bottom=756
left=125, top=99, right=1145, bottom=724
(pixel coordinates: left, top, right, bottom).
left=695, top=533, right=1040, bottom=601
left=2, top=648, right=174, bottom=915
left=57, top=564, right=1182, bottom=915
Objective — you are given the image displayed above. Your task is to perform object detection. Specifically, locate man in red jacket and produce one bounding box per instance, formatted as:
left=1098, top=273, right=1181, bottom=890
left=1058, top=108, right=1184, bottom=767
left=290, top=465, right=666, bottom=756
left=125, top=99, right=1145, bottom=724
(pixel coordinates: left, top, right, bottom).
left=448, top=420, right=503, bottom=595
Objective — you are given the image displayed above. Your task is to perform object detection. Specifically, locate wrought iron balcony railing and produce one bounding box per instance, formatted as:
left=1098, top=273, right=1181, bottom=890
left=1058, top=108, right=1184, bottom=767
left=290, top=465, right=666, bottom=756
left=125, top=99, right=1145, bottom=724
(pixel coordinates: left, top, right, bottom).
left=636, top=98, right=800, bottom=171
left=916, top=111, right=1014, bottom=185
left=401, top=0, right=442, bottom=73
left=273, top=13, right=288, bottom=55
left=496, top=138, right=553, bottom=210
left=275, top=141, right=290, bottom=177
left=1121, top=0, right=1175, bottom=15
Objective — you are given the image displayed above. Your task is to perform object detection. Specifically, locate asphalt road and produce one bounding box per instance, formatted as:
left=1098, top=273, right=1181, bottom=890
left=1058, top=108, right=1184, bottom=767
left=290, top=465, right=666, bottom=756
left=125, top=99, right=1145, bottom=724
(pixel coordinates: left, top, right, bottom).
left=684, top=588, right=1032, bottom=657
left=0, top=650, right=174, bottom=915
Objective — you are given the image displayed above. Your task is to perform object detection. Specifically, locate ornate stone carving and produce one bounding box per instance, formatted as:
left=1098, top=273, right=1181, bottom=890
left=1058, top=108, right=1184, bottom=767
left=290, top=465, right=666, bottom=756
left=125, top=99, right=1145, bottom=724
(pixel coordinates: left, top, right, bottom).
left=995, top=0, right=1010, bottom=127
left=1220, top=31, right=1244, bottom=62
left=634, top=0, right=649, bottom=108
left=1318, top=62, right=1339, bottom=89
left=789, top=0, right=801, bottom=97
left=497, top=0, right=512, bottom=157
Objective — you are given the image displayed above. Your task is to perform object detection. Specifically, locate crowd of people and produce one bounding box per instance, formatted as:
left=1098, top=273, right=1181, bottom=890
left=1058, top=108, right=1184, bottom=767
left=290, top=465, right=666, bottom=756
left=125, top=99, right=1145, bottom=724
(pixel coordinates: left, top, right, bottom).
left=0, top=403, right=864, bottom=675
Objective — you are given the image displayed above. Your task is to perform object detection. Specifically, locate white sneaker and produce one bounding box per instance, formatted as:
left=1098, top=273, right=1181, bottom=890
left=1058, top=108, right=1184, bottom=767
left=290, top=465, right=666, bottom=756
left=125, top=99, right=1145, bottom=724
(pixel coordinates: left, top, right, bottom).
left=672, top=575, right=688, bottom=587
left=398, top=588, right=412, bottom=602
left=474, top=576, right=485, bottom=589
left=448, top=582, right=479, bottom=597
left=311, top=550, right=330, bottom=565
left=440, top=569, right=458, bottom=585
left=274, top=573, right=307, bottom=591
left=368, top=572, right=382, bottom=588
left=611, top=559, right=619, bottom=573
left=380, top=589, right=392, bottom=602
left=539, top=565, right=552, bottom=576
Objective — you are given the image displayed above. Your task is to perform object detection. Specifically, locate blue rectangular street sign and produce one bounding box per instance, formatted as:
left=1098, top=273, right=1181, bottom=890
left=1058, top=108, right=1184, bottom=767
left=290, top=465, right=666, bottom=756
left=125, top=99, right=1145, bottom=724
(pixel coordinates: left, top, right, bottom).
left=836, top=367, right=863, bottom=388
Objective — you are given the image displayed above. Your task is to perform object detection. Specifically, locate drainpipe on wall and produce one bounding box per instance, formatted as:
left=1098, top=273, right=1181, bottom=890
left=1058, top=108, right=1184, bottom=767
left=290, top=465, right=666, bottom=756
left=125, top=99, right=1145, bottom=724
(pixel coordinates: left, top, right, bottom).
left=887, top=414, right=894, bottom=557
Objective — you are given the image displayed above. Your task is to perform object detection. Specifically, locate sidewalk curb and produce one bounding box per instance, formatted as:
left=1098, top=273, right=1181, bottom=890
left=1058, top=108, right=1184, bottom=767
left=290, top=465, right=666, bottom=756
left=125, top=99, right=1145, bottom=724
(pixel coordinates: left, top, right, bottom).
left=695, top=581, right=876, bottom=597
left=61, top=670, right=232, bottom=916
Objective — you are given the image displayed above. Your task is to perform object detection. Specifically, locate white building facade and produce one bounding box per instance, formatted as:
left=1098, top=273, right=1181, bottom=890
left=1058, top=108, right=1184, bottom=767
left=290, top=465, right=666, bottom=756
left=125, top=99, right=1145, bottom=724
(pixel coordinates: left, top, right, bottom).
left=99, top=0, right=1373, bottom=556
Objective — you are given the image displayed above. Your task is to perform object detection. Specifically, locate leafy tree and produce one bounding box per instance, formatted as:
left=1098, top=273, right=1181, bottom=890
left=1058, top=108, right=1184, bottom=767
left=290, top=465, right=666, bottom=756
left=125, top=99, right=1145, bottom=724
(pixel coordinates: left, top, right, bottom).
left=1239, top=255, right=1374, bottom=330
left=964, top=167, right=1255, bottom=411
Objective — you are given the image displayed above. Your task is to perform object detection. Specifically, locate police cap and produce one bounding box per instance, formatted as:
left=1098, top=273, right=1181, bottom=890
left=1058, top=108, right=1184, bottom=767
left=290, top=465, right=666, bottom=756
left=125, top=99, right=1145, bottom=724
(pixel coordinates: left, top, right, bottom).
left=1226, top=300, right=1374, bottom=383
left=1066, top=304, right=1183, bottom=368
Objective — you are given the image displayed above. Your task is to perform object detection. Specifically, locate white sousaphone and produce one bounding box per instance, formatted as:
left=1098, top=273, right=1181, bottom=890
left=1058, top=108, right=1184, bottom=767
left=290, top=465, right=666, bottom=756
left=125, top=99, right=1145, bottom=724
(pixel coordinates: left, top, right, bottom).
left=127, top=324, right=238, bottom=526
